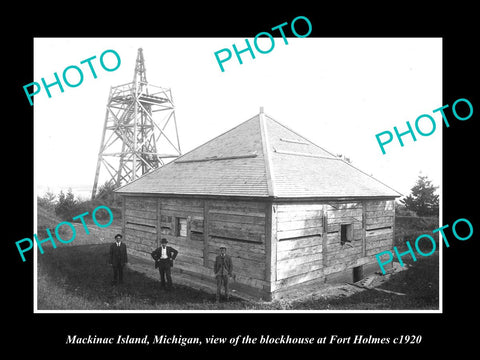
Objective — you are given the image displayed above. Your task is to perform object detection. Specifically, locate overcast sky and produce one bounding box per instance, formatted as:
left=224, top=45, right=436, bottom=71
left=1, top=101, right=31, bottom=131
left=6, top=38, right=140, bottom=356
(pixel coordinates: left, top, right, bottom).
left=34, top=37, right=442, bottom=200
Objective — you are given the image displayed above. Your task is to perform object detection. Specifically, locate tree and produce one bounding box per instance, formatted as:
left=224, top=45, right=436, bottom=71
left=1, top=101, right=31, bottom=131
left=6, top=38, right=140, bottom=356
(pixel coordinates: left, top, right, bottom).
left=55, top=188, right=78, bottom=220
left=400, top=175, right=439, bottom=217
left=37, top=190, right=56, bottom=212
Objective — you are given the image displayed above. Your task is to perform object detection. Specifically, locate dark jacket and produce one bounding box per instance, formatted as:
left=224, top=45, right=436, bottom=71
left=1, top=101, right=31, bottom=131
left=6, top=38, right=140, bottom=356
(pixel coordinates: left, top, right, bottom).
left=109, top=242, right=128, bottom=266
left=214, top=254, right=233, bottom=276
left=151, top=246, right=178, bottom=268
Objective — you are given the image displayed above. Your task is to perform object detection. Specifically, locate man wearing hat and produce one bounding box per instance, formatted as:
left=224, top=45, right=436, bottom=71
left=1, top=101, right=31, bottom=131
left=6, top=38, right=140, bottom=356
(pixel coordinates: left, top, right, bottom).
left=109, top=233, right=128, bottom=285
left=214, top=246, right=233, bottom=302
left=151, top=238, right=178, bottom=290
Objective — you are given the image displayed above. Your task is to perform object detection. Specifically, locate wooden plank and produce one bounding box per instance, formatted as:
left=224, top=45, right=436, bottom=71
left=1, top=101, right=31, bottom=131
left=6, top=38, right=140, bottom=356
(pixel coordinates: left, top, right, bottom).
left=125, top=197, right=157, bottom=211
left=209, top=209, right=266, bottom=218
left=128, top=241, right=154, bottom=255
left=365, top=232, right=393, bottom=243
left=326, top=232, right=339, bottom=245
left=125, top=235, right=156, bottom=248
left=209, top=212, right=265, bottom=226
left=207, top=252, right=265, bottom=270
left=275, top=268, right=324, bottom=289
left=125, top=208, right=157, bottom=219
left=366, top=215, right=394, bottom=225
left=203, top=200, right=210, bottom=267
left=366, top=227, right=393, bottom=238
left=168, top=243, right=204, bottom=258
left=205, top=259, right=265, bottom=280
left=326, top=223, right=340, bottom=233
left=276, top=203, right=324, bottom=212
left=161, top=209, right=203, bottom=219
left=209, top=236, right=265, bottom=254
left=209, top=200, right=267, bottom=214
left=128, top=247, right=151, bottom=261
left=190, top=218, right=204, bottom=233
left=322, top=204, right=328, bottom=281
left=327, top=208, right=363, bottom=218
left=325, top=247, right=362, bottom=264
left=161, top=197, right=204, bottom=207
left=277, top=252, right=323, bottom=269
left=190, top=231, right=204, bottom=242
left=276, top=218, right=323, bottom=232
left=277, top=209, right=323, bottom=221
left=207, top=248, right=265, bottom=263
left=265, top=203, right=273, bottom=286
left=325, top=202, right=362, bottom=210
left=277, top=243, right=323, bottom=261
left=270, top=204, right=277, bottom=283
left=161, top=204, right=204, bottom=215
left=125, top=222, right=156, bottom=234
left=277, top=227, right=323, bottom=240
left=175, top=253, right=204, bottom=266
left=366, top=227, right=393, bottom=237
left=125, top=215, right=157, bottom=227
left=209, top=220, right=267, bottom=234
left=175, top=260, right=212, bottom=277
left=365, top=200, right=394, bottom=211
left=325, top=243, right=362, bottom=260
left=161, top=236, right=205, bottom=250
left=366, top=222, right=393, bottom=231
left=365, top=210, right=394, bottom=217
left=361, top=201, right=366, bottom=257
left=323, top=254, right=371, bottom=276
left=277, top=235, right=322, bottom=252
left=234, top=273, right=269, bottom=289
left=277, top=259, right=323, bottom=280
left=209, top=224, right=264, bottom=243
left=366, top=238, right=392, bottom=251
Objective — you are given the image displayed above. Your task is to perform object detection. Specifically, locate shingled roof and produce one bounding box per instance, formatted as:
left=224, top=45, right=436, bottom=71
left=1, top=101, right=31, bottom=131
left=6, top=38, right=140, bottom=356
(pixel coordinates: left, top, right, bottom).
left=115, top=110, right=401, bottom=199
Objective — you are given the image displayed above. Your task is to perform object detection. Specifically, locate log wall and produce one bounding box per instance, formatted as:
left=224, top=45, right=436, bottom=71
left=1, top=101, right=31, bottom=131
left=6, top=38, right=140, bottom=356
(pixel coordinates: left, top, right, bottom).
left=274, top=204, right=324, bottom=290
left=122, top=196, right=268, bottom=294
left=364, top=200, right=395, bottom=257
left=122, top=195, right=395, bottom=300
left=124, top=196, right=158, bottom=261
left=272, top=199, right=395, bottom=296
left=323, top=202, right=364, bottom=277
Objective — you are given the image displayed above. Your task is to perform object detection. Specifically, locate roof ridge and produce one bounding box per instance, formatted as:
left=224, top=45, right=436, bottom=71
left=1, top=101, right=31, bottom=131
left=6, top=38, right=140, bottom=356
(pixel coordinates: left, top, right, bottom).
left=263, top=113, right=337, bottom=159
left=258, top=110, right=275, bottom=197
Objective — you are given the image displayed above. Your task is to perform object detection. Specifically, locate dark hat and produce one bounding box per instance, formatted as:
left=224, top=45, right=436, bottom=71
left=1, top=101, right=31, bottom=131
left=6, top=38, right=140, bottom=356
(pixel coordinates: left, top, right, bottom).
left=160, top=238, right=168, bottom=244
left=115, top=234, right=123, bottom=239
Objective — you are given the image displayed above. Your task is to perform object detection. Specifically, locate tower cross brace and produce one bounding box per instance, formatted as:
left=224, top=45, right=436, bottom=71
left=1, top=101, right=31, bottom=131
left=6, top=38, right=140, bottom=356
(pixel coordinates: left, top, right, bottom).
left=91, top=48, right=181, bottom=199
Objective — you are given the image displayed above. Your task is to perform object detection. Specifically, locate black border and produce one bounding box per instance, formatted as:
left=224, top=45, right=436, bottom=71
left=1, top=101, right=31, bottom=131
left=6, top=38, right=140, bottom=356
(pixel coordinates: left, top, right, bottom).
left=7, top=6, right=479, bottom=355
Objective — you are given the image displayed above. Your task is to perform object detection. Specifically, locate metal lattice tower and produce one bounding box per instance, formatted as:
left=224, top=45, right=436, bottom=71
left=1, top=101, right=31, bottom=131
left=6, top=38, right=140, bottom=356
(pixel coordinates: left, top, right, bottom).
left=91, top=48, right=181, bottom=199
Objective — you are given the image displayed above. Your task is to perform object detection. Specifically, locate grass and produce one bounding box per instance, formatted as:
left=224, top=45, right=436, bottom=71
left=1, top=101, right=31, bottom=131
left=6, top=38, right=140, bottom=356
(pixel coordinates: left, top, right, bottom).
left=37, top=242, right=439, bottom=311
left=290, top=254, right=439, bottom=310
left=37, top=244, right=231, bottom=310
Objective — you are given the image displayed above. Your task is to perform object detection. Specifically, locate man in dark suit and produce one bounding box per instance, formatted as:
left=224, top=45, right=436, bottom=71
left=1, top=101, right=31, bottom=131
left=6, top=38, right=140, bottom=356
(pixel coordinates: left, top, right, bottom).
left=109, top=233, right=128, bottom=285
left=214, top=246, right=233, bottom=302
left=151, top=238, right=178, bottom=290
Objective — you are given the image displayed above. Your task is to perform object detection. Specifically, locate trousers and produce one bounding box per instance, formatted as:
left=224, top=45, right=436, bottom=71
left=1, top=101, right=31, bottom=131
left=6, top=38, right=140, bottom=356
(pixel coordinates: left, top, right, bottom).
left=158, top=259, right=172, bottom=288
left=112, top=264, right=124, bottom=284
left=216, top=274, right=229, bottom=299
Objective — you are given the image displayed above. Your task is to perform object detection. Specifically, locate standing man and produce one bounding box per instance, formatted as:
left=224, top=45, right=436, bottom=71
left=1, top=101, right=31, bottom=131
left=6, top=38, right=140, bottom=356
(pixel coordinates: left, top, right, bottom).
left=109, top=233, right=128, bottom=285
left=151, top=238, right=178, bottom=290
left=214, top=246, right=233, bottom=302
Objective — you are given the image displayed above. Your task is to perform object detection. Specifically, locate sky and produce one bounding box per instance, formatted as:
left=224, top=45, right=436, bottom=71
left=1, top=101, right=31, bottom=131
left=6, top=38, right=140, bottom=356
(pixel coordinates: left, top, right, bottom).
left=34, top=37, right=442, bottom=200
